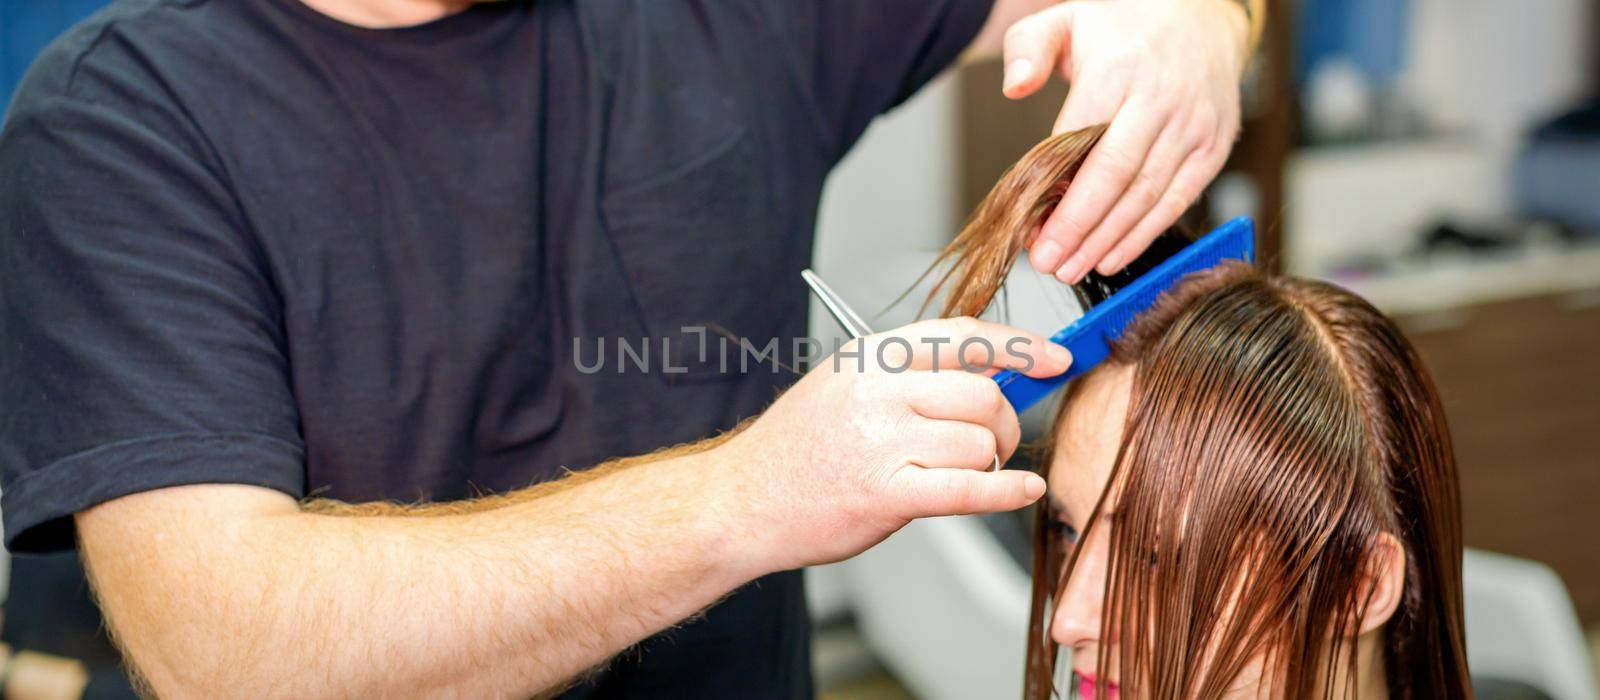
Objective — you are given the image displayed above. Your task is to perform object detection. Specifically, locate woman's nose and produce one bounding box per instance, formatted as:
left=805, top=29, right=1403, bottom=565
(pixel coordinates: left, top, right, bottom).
left=1051, top=542, right=1107, bottom=647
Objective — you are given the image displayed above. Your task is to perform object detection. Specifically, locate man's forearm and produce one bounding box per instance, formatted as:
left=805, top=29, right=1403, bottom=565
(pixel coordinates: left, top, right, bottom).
left=78, top=431, right=768, bottom=698
left=79, top=317, right=1068, bottom=698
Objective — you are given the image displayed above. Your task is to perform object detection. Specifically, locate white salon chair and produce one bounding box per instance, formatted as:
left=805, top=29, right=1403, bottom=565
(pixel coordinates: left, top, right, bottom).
left=1464, top=549, right=1599, bottom=700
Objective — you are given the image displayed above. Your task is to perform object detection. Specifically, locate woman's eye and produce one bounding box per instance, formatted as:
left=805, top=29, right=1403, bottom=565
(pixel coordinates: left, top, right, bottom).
left=1055, top=520, right=1079, bottom=544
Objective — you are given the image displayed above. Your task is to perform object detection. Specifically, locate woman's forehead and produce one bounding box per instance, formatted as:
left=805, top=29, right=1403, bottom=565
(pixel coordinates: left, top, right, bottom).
left=1047, top=364, right=1134, bottom=521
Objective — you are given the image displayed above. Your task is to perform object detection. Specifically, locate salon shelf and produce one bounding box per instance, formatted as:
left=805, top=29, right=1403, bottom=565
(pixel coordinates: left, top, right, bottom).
left=1324, top=244, right=1600, bottom=319
left=1284, top=138, right=1510, bottom=276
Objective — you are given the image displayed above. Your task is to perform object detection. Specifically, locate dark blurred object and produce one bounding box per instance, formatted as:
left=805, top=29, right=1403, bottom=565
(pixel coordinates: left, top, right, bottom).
left=2, top=552, right=137, bottom=699
left=1530, top=103, right=1600, bottom=140
left=1514, top=101, right=1600, bottom=237
left=1474, top=677, right=1555, bottom=700
left=1419, top=222, right=1515, bottom=254
left=78, top=665, right=135, bottom=700
left=1411, top=218, right=1584, bottom=263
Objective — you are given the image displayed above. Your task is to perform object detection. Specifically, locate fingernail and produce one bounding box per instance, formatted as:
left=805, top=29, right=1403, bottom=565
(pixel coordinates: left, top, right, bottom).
left=1032, top=239, right=1065, bottom=271
left=1068, top=253, right=1091, bottom=283
left=1004, top=59, right=1033, bottom=91
left=1055, top=252, right=1087, bottom=283
left=1046, top=342, right=1072, bottom=368
left=1023, top=473, right=1047, bottom=501
left=1097, top=250, right=1123, bottom=275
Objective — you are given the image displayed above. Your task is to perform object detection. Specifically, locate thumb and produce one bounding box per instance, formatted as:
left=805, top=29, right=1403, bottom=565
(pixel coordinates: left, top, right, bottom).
left=1001, top=4, right=1076, bottom=99
left=890, top=466, right=1046, bottom=519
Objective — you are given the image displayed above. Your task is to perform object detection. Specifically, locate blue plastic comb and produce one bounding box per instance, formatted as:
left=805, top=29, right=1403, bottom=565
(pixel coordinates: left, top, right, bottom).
left=995, top=216, right=1256, bottom=412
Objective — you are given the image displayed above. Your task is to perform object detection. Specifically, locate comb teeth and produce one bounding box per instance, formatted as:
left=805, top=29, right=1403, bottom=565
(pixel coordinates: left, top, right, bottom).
left=1076, top=228, right=1252, bottom=343
left=1072, top=230, right=1193, bottom=309
left=996, top=217, right=1256, bottom=412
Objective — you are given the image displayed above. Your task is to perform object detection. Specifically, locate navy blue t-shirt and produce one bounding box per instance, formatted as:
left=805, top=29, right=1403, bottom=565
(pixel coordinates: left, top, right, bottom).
left=0, top=0, right=991, bottom=695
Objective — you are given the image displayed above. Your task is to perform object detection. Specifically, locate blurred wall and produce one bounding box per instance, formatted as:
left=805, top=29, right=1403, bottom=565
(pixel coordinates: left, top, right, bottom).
left=1406, top=0, right=1593, bottom=146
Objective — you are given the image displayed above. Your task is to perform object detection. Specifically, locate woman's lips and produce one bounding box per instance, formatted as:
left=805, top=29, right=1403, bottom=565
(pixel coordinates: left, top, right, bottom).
left=1075, top=672, right=1120, bottom=700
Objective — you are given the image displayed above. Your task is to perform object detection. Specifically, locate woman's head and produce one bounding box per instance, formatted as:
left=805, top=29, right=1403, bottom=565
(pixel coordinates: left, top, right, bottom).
left=929, top=128, right=1469, bottom=698
left=1033, top=263, right=1468, bottom=699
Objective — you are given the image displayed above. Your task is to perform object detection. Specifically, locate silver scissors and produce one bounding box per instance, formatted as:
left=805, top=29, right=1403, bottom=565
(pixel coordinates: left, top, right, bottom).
left=800, top=269, right=1002, bottom=472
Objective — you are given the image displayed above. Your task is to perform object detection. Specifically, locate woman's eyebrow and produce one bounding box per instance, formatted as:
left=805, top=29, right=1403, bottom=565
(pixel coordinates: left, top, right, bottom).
left=1043, top=489, right=1068, bottom=517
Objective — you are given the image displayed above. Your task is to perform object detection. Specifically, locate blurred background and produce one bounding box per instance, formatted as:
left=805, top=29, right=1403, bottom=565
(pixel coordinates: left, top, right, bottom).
left=2, top=0, right=1598, bottom=699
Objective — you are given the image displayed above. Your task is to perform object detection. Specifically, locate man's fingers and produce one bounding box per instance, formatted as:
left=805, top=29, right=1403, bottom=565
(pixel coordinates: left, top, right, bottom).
left=1032, top=105, right=1161, bottom=280
left=1107, top=151, right=1221, bottom=269
left=1001, top=6, right=1075, bottom=99
left=874, top=317, right=1071, bottom=378
left=898, top=419, right=1008, bottom=471
left=1098, top=101, right=1234, bottom=274
left=1027, top=85, right=1123, bottom=274
left=1051, top=77, right=1123, bottom=137
left=890, top=467, right=1046, bottom=519
left=1103, top=209, right=1175, bottom=280
left=897, top=372, right=1022, bottom=460
left=1077, top=119, right=1189, bottom=276
left=900, top=371, right=1003, bottom=421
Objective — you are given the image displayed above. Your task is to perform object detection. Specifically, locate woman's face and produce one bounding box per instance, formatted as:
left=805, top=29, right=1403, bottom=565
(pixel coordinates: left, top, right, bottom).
left=1045, top=364, right=1131, bottom=698
left=1045, top=365, right=1269, bottom=699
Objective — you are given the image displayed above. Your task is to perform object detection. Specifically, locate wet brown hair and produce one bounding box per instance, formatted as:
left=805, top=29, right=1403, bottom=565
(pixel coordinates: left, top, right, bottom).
left=924, top=125, right=1106, bottom=319
left=929, top=127, right=1471, bottom=699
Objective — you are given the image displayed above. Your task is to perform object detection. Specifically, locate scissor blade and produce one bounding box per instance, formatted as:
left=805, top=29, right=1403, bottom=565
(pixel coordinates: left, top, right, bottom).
left=801, top=269, right=874, bottom=338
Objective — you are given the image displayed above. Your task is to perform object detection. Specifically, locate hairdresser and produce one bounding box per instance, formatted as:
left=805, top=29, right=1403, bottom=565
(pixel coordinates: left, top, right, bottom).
left=0, top=0, right=1260, bottom=697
